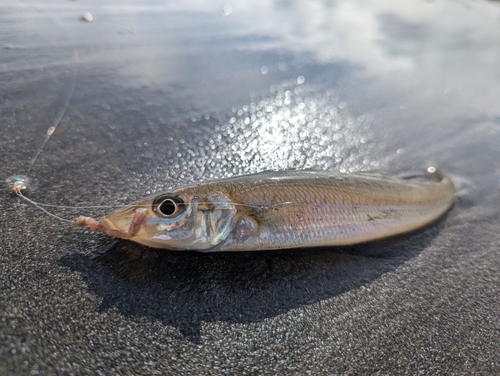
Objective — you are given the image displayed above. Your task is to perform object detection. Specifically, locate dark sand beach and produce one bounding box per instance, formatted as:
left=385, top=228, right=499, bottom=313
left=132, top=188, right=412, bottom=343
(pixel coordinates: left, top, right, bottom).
left=1, top=0, right=499, bottom=374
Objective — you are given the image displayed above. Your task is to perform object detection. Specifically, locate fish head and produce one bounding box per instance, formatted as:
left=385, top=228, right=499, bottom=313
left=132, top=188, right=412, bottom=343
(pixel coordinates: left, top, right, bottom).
left=100, top=190, right=237, bottom=250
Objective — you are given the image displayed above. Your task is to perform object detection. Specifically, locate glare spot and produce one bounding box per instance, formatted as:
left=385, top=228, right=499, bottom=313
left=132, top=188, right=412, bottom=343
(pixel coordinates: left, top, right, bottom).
left=333, top=133, right=343, bottom=141
left=278, top=62, right=288, bottom=72
left=427, top=166, right=437, bottom=173
left=205, top=82, right=371, bottom=173
left=296, top=76, right=305, bottom=84
left=397, top=148, right=405, bottom=154
left=338, top=101, right=347, bottom=110
left=261, top=66, right=269, bottom=75
left=357, top=115, right=365, bottom=122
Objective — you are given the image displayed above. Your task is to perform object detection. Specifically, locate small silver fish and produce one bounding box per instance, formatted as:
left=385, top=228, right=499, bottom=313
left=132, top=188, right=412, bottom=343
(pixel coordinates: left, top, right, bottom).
left=75, top=168, right=455, bottom=251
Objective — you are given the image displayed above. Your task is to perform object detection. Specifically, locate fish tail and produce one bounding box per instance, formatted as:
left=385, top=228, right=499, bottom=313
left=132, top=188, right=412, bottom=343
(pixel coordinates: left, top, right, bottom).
left=427, top=166, right=456, bottom=194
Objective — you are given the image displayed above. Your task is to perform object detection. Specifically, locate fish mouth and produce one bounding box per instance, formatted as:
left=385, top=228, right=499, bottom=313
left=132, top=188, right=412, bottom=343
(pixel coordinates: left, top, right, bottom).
left=99, top=216, right=120, bottom=233
left=98, top=216, right=130, bottom=239
left=99, top=208, right=148, bottom=240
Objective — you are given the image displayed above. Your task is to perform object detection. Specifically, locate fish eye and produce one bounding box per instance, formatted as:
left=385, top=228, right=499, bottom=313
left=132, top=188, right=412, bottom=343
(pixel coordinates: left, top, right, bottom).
left=153, top=195, right=185, bottom=217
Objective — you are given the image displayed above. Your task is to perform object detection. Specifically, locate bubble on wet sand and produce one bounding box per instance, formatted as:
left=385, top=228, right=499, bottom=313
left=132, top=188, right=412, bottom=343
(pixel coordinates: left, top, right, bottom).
left=220, top=3, right=233, bottom=17
left=81, top=12, right=93, bottom=22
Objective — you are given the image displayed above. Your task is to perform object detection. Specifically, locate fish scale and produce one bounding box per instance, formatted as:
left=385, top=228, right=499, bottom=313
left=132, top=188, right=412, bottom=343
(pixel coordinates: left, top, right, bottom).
left=215, top=171, right=454, bottom=250
left=76, top=169, right=455, bottom=251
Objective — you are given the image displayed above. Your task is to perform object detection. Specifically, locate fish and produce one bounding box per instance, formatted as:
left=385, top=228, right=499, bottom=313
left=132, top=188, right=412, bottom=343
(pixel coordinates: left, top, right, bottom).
left=75, top=167, right=455, bottom=251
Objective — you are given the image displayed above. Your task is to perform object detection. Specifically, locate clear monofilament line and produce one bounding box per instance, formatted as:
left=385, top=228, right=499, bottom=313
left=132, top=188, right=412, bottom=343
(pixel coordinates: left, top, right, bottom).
left=16, top=190, right=74, bottom=224
left=26, top=47, right=79, bottom=175
left=24, top=202, right=124, bottom=209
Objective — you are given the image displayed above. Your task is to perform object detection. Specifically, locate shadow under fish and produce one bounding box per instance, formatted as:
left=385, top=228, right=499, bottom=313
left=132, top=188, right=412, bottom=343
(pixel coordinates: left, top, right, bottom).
left=59, top=219, right=445, bottom=341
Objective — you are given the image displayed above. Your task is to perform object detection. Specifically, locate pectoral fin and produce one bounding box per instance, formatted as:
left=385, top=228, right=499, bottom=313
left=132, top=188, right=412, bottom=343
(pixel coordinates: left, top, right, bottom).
left=205, top=192, right=237, bottom=247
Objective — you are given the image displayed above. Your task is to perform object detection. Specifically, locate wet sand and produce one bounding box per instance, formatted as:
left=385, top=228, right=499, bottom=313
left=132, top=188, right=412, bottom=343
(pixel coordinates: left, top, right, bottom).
left=1, top=0, right=499, bottom=374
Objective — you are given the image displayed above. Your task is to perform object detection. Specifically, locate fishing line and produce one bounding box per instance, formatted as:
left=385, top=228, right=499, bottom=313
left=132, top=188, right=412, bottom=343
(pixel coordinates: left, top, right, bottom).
left=12, top=200, right=128, bottom=210
left=6, top=4, right=83, bottom=220
left=11, top=191, right=296, bottom=212
left=15, top=190, right=75, bottom=224
left=8, top=47, right=80, bottom=221
left=27, top=47, right=78, bottom=176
